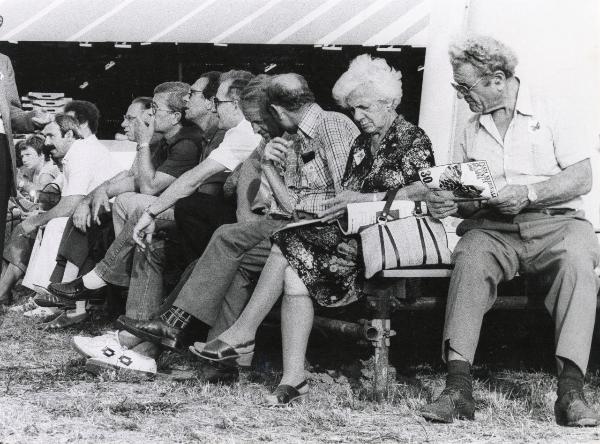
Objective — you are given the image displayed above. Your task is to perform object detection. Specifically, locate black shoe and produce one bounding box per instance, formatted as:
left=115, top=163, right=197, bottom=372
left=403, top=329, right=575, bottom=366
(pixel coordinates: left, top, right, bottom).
left=420, top=387, right=475, bottom=423
left=555, top=389, right=599, bottom=427
left=195, top=360, right=239, bottom=384
left=33, top=292, right=75, bottom=309
left=115, top=315, right=185, bottom=351
left=48, top=278, right=103, bottom=301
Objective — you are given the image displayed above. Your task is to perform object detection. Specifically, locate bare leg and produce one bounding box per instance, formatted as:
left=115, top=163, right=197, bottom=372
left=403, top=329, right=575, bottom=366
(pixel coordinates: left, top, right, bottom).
left=0, top=263, right=24, bottom=302
left=279, top=291, right=313, bottom=388
left=216, top=245, right=287, bottom=345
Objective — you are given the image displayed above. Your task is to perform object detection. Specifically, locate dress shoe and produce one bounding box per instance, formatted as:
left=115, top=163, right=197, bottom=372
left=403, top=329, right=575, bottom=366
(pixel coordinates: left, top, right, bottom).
left=115, top=315, right=184, bottom=351
left=195, top=360, right=239, bottom=384
left=420, top=387, right=475, bottom=423
left=48, top=278, right=103, bottom=301
left=34, top=292, right=75, bottom=309
left=555, top=389, right=599, bottom=427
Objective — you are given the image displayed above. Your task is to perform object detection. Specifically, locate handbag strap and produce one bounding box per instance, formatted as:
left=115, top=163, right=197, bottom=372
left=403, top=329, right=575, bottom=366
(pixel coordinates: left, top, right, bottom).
left=380, top=188, right=423, bottom=220
left=380, top=188, right=400, bottom=219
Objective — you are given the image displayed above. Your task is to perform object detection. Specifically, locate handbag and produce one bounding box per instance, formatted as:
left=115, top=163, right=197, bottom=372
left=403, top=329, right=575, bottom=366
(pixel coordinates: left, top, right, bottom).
left=37, top=182, right=61, bottom=211
left=359, top=188, right=452, bottom=278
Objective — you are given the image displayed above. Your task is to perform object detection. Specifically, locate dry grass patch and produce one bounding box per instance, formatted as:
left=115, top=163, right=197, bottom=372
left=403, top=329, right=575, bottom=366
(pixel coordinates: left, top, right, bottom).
left=0, top=301, right=600, bottom=442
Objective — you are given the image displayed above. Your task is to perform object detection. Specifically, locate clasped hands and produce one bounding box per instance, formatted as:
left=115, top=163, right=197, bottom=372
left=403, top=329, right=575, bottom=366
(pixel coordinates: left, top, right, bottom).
left=425, top=184, right=529, bottom=219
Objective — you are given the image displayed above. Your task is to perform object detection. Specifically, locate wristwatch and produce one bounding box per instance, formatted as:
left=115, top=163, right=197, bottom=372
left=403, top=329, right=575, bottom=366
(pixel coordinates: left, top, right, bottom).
left=137, top=142, right=150, bottom=151
left=144, top=206, right=157, bottom=219
left=526, top=184, right=538, bottom=204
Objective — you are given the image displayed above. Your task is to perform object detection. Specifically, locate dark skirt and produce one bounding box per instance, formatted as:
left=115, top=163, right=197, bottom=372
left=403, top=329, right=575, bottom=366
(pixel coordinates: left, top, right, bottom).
left=272, top=223, right=364, bottom=307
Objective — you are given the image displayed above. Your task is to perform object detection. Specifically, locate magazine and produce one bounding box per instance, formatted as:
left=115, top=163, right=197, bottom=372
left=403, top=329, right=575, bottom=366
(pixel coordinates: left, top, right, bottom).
left=277, top=200, right=418, bottom=235
left=418, top=161, right=498, bottom=200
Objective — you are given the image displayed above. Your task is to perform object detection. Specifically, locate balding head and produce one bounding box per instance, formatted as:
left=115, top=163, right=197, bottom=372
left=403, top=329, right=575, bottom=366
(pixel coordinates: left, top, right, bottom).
left=266, top=74, right=315, bottom=112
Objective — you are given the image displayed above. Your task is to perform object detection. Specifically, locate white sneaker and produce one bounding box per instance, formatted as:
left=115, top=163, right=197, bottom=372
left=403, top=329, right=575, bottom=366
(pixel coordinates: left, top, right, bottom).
left=23, top=306, right=62, bottom=322
left=71, top=331, right=124, bottom=359
left=85, top=349, right=157, bottom=377
left=8, top=297, right=38, bottom=313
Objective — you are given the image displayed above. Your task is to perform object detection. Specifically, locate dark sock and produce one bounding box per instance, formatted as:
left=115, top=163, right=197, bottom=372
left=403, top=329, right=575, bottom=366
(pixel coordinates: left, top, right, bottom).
left=446, top=360, right=472, bottom=394
left=160, top=306, right=195, bottom=329
left=159, top=306, right=210, bottom=340
left=558, top=359, right=584, bottom=398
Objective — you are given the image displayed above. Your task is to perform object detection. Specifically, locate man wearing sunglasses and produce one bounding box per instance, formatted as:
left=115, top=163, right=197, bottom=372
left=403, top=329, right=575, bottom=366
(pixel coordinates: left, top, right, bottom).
left=422, top=35, right=599, bottom=427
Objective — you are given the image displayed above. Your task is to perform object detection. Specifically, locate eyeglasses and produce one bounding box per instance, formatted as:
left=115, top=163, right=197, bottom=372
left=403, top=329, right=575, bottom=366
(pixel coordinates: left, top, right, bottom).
left=151, top=102, right=174, bottom=114
left=213, top=97, right=235, bottom=107
left=123, top=114, right=137, bottom=122
left=450, top=75, right=487, bottom=96
left=188, top=88, right=204, bottom=98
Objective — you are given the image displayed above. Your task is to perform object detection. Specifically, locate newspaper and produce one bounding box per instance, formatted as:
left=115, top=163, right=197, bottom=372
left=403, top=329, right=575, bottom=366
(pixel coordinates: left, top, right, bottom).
left=418, top=161, right=498, bottom=200
left=277, top=200, right=418, bottom=235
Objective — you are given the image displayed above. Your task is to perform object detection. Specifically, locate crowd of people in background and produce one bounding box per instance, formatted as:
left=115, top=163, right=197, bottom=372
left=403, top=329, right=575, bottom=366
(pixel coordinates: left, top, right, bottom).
left=0, top=33, right=598, bottom=427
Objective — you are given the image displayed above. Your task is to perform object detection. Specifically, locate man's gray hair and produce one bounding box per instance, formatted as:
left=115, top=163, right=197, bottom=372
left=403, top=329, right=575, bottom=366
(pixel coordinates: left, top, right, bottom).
left=153, top=81, right=190, bottom=114
left=448, top=34, right=519, bottom=78
left=266, top=73, right=315, bottom=112
left=332, top=54, right=402, bottom=109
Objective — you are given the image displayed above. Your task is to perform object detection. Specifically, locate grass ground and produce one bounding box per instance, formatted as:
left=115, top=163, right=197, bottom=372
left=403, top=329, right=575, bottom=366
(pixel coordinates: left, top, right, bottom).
left=1, top=290, right=600, bottom=443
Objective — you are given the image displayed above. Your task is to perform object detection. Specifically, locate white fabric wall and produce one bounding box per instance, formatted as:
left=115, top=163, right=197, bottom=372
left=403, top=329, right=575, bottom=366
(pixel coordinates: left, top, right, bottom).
left=419, top=0, right=600, bottom=226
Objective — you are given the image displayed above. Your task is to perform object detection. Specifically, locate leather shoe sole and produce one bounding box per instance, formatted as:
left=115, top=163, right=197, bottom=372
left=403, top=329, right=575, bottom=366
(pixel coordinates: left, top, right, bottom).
left=115, top=317, right=181, bottom=351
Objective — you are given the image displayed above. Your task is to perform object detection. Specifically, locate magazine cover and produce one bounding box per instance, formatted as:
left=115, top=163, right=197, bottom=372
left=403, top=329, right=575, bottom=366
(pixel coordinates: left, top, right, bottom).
left=418, top=161, right=498, bottom=200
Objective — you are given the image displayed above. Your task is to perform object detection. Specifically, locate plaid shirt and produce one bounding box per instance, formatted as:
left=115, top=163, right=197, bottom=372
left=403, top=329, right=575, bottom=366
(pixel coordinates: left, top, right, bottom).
left=268, top=104, right=359, bottom=218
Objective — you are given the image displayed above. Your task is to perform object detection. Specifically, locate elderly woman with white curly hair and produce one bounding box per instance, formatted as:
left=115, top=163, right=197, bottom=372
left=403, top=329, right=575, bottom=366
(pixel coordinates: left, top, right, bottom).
left=194, top=54, right=435, bottom=405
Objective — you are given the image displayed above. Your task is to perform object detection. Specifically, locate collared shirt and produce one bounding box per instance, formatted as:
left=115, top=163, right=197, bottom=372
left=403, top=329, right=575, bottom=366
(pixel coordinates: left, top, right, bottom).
left=151, top=126, right=204, bottom=178
left=61, top=135, right=122, bottom=197
left=208, top=119, right=262, bottom=172
left=454, top=80, right=590, bottom=209
left=269, top=103, right=359, bottom=217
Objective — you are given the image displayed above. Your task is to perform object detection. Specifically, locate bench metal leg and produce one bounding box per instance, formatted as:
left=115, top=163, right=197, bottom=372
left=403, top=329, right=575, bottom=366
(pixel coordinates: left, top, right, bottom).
left=365, top=278, right=401, bottom=401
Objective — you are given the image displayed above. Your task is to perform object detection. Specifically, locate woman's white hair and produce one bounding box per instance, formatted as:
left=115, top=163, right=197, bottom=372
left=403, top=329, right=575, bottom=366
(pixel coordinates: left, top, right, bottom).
left=332, top=54, right=403, bottom=109
left=448, top=34, right=518, bottom=78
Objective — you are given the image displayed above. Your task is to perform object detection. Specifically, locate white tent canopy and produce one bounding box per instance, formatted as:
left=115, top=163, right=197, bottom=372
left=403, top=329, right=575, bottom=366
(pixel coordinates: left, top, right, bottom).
left=0, top=0, right=430, bottom=46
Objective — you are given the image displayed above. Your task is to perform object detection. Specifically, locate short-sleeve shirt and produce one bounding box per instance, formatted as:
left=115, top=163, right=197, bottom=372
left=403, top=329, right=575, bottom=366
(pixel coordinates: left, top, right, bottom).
left=151, top=126, right=204, bottom=178
left=272, top=103, right=359, bottom=217
left=454, top=80, right=590, bottom=209
left=61, top=135, right=122, bottom=197
left=207, top=119, right=262, bottom=172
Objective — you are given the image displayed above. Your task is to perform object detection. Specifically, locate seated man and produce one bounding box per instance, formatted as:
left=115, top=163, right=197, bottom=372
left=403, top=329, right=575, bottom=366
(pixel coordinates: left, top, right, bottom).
left=51, top=71, right=261, bottom=373
left=48, top=81, right=207, bottom=291
left=420, top=35, right=600, bottom=427
left=113, top=74, right=359, bottom=380
left=0, top=114, right=119, bottom=307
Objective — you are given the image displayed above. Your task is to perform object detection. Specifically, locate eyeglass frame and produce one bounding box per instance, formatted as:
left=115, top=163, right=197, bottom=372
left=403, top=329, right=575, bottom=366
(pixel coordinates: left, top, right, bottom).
left=213, top=96, right=236, bottom=107
left=450, top=75, right=488, bottom=96
left=150, top=102, right=176, bottom=115
left=188, top=88, right=205, bottom=98
left=122, top=114, right=138, bottom=122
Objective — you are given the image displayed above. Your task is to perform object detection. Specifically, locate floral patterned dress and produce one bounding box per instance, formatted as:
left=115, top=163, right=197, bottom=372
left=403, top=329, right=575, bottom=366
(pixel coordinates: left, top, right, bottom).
left=271, top=115, right=434, bottom=307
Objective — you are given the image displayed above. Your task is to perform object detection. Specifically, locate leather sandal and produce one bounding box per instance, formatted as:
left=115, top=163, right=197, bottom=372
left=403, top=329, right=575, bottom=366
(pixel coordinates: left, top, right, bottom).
left=197, top=338, right=255, bottom=367
left=265, top=380, right=308, bottom=407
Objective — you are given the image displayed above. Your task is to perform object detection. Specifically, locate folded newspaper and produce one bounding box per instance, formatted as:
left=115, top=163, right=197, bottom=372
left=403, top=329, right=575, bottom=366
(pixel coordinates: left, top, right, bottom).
left=277, top=200, right=418, bottom=235
left=418, top=161, right=498, bottom=200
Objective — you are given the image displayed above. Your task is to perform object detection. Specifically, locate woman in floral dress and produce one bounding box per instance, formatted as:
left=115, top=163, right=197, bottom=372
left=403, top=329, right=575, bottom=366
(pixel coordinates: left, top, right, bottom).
left=195, top=54, right=435, bottom=404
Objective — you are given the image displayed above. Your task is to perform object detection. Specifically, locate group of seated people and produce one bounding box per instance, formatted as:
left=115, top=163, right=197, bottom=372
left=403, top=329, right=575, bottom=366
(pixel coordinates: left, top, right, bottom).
left=0, top=33, right=598, bottom=427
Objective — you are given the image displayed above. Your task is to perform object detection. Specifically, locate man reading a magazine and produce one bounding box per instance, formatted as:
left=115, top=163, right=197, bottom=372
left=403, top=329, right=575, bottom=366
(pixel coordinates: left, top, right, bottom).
left=421, top=35, right=600, bottom=427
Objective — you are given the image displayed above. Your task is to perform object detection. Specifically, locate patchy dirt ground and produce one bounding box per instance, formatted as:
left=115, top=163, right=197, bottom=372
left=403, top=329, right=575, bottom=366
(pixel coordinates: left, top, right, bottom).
left=2, top=290, right=600, bottom=443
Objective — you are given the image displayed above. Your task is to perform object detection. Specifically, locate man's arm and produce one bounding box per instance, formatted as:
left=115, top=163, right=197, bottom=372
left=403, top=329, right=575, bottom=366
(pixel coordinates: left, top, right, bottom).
left=136, top=144, right=178, bottom=195
left=486, top=159, right=592, bottom=214
left=235, top=155, right=264, bottom=223
left=146, top=158, right=225, bottom=215
left=22, top=195, right=84, bottom=233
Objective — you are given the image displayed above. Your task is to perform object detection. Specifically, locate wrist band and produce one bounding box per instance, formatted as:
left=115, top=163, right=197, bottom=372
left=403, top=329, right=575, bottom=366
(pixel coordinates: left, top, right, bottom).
left=144, top=206, right=157, bottom=219
left=137, top=142, right=150, bottom=151
left=372, top=193, right=379, bottom=202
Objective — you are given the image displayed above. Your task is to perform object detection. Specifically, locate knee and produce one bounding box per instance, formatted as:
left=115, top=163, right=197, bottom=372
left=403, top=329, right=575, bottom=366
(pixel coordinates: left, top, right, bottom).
left=283, top=266, right=308, bottom=296
left=174, top=195, right=195, bottom=220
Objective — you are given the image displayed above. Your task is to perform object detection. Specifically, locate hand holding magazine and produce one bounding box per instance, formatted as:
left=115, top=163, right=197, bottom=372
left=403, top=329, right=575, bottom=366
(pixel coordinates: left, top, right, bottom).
left=418, top=161, right=498, bottom=201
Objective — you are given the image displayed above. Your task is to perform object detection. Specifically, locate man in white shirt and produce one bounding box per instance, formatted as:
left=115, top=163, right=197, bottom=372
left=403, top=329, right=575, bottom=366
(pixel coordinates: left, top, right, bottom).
left=422, top=35, right=599, bottom=427
left=0, top=114, right=119, bottom=302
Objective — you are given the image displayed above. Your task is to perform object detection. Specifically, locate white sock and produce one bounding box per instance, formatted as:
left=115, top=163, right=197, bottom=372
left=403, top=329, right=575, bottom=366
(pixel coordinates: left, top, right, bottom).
left=82, top=270, right=106, bottom=290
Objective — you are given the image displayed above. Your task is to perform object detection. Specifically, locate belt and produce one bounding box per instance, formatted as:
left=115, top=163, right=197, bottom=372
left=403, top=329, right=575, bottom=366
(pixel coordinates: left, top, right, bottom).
left=521, top=208, right=576, bottom=216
